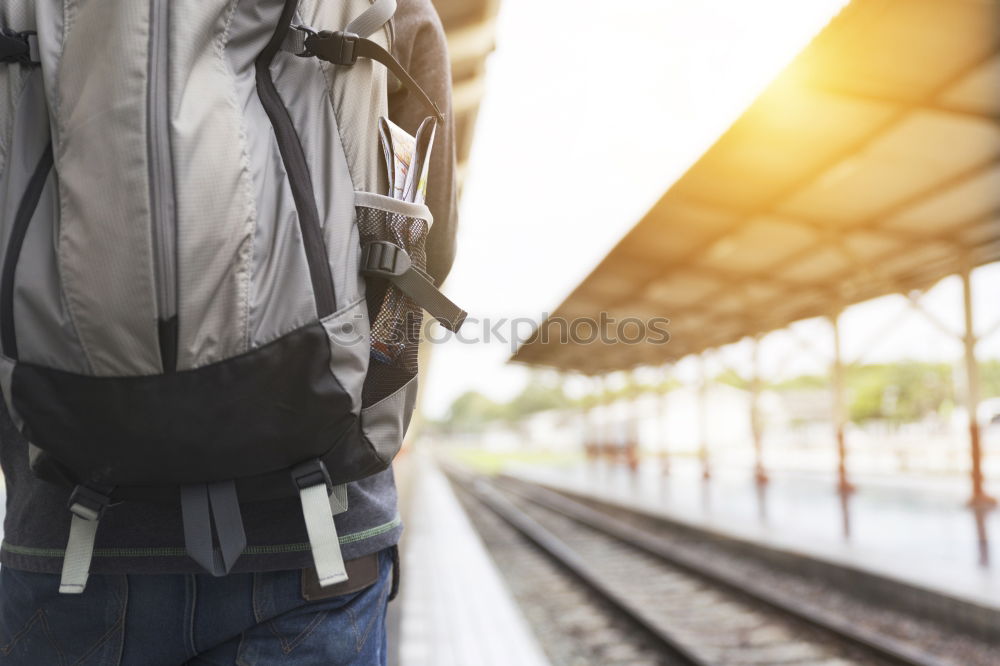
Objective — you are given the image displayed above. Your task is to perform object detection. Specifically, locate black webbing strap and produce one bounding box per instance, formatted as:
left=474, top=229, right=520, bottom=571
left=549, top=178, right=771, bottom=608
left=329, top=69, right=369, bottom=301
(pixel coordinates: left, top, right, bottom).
left=362, top=240, right=467, bottom=332
left=297, top=29, right=443, bottom=123
left=181, top=481, right=247, bottom=576
left=0, top=29, right=39, bottom=65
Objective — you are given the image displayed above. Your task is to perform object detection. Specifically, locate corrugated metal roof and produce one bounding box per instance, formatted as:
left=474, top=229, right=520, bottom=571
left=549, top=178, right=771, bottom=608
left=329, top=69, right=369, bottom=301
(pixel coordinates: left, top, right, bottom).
left=512, top=0, right=1000, bottom=374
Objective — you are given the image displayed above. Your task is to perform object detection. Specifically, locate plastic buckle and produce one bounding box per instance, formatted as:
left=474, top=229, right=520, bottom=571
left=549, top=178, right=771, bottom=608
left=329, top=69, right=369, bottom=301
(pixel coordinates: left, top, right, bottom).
left=305, top=30, right=360, bottom=66
left=361, top=241, right=412, bottom=278
left=0, top=30, right=33, bottom=65
left=24, top=33, right=39, bottom=64
left=67, top=485, right=112, bottom=522
left=291, top=459, right=332, bottom=493
left=289, top=25, right=317, bottom=58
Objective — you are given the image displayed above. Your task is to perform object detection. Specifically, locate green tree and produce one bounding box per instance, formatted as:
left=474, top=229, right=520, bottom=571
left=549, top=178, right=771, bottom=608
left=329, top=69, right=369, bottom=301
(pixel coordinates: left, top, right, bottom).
left=982, top=360, right=1000, bottom=398
left=505, top=380, right=570, bottom=420
left=445, top=391, right=504, bottom=431
left=772, top=374, right=828, bottom=391
left=846, top=362, right=951, bottom=424
left=714, top=369, right=749, bottom=390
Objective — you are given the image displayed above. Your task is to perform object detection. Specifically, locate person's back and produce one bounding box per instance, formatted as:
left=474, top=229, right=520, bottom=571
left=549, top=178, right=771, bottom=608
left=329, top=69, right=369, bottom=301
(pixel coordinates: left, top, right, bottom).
left=0, top=0, right=458, bottom=663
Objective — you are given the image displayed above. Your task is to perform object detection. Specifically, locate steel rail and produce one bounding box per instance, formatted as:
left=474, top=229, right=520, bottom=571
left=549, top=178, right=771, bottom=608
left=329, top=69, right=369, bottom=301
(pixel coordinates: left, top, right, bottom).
left=490, top=473, right=951, bottom=666
left=449, top=470, right=708, bottom=666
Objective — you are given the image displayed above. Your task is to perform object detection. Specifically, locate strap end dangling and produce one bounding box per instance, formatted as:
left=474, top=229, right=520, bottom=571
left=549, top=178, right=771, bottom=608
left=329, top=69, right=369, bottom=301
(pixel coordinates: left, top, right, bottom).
left=60, top=485, right=113, bottom=594
left=292, top=460, right=349, bottom=587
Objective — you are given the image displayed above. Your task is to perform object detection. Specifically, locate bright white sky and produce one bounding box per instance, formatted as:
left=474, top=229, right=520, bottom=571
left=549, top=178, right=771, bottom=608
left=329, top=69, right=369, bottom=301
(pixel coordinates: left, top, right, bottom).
left=422, top=0, right=1000, bottom=417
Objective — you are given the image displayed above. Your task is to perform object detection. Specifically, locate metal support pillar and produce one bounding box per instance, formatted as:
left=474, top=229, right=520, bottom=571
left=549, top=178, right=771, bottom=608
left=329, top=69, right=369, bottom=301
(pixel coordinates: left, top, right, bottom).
left=582, top=375, right=595, bottom=461
left=627, top=374, right=640, bottom=474
left=603, top=374, right=615, bottom=463
left=830, top=310, right=853, bottom=496
left=660, top=366, right=671, bottom=476
left=750, top=335, right=768, bottom=486
left=589, top=377, right=600, bottom=463
left=973, top=504, right=991, bottom=568
left=960, top=262, right=996, bottom=509
left=597, top=375, right=607, bottom=462
left=698, top=353, right=711, bottom=481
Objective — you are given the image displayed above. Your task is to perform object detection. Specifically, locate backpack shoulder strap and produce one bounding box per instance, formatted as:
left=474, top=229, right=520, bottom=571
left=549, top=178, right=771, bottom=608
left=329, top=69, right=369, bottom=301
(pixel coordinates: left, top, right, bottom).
left=344, top=0, right=396, bottom=40
left=282, top=0, right=395, bottom=58
left=280, top=0, right=443, bottom=124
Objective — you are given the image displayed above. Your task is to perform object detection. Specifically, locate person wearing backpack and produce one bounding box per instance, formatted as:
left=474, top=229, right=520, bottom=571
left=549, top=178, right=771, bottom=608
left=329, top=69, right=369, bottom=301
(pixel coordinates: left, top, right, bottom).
left=0, top=0, right=461, bottom=663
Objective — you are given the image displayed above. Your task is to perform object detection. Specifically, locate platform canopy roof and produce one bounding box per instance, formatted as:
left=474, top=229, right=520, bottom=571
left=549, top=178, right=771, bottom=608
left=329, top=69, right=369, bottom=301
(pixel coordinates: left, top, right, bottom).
left=511, top=0, right=1000, bottom=375
left=432, top=0, right=500, bottom=187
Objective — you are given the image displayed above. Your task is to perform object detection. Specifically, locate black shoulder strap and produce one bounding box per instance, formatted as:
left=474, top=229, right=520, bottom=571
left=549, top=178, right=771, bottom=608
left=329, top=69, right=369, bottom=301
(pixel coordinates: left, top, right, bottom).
left=0, top=29, right=40, bottom=65
left=292, top=28, right=444, bottom=124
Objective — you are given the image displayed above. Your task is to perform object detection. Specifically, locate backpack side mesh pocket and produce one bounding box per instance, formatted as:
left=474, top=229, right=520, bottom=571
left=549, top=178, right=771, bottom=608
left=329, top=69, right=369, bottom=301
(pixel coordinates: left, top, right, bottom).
left=356, top=196, right=430, bottom=406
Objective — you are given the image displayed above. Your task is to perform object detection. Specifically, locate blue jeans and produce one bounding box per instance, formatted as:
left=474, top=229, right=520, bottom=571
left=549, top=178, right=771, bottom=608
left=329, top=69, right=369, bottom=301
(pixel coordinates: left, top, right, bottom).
left=0, top=549, right=394, bottom=665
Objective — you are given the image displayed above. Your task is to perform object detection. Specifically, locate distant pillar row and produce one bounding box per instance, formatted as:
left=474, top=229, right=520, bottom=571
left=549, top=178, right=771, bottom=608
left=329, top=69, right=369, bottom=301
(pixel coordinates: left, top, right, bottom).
left=579, top=264, right=992, bottom=507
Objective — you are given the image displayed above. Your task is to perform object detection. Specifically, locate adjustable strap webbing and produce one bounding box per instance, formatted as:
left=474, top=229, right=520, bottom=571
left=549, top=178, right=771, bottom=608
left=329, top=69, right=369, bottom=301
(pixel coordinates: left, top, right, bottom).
left=60, top=514, right=99, bottom=594
left=208, top=481, right=247, bottom=572
left=330, top=482, right=349, bottom=515
left=293, top=460, right=349, bottom=587
left=362, top=240, right=467, bottom=332
left=60, top=485, right=113, bottom=594
left=345, top=0, right=397, bottom=40
left=390, top=265, right=467, bottom=332
left=281, top=0, right=443, bottom=126
left=181, top=480, right=247, bottom=576
left=0, top=29, right=40, bottom=65
left=283, top=0, right=395, bottom=53
left=305, top=31, right=442, bottom=123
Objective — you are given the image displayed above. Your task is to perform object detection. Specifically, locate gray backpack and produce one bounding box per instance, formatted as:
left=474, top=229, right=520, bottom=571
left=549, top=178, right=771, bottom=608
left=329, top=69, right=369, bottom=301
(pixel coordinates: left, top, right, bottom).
left=0, top=0, right=464, bottom=593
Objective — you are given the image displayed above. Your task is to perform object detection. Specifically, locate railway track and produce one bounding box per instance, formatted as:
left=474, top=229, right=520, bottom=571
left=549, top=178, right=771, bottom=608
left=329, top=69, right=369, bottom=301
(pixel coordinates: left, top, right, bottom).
left=446, top=466, right=967, bottom=666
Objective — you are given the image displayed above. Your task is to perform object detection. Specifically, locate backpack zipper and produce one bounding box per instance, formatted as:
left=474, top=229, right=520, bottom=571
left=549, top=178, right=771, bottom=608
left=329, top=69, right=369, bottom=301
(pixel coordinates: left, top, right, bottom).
left=148, top=0, right=178, bottom=372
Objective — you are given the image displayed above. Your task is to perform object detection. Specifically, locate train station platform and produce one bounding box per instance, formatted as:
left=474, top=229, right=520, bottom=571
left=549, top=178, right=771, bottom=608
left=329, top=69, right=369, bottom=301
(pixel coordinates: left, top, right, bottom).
left=393, top=450, right=548, bottom=666
left=503, top=457, right=1000, bottom=613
